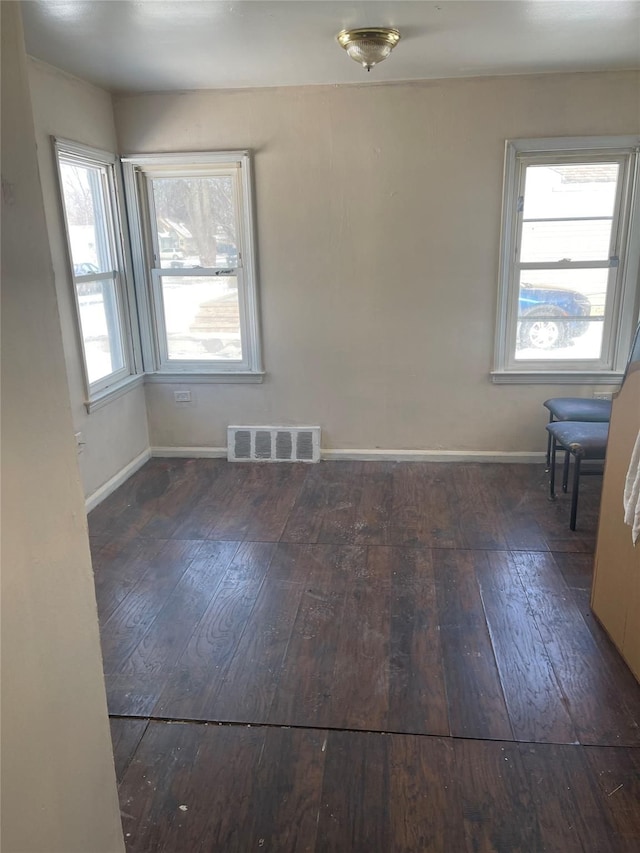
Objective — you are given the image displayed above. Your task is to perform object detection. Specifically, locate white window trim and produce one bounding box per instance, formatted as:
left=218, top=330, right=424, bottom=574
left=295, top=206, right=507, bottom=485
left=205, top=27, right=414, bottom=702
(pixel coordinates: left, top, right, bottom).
left=492, top=135, right=640, bottom=384
left=143, top=372, right=264, bottom=385
left=85, top=373, right=145, bottom=412
left=121, top=150, right=263, bottom=378
left=53, top=137, right=143, bottom=407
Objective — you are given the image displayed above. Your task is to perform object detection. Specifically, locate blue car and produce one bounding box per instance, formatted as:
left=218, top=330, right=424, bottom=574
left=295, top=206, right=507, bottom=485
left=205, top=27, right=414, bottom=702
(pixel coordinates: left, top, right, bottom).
left=518, top=283, right=591, bottom=349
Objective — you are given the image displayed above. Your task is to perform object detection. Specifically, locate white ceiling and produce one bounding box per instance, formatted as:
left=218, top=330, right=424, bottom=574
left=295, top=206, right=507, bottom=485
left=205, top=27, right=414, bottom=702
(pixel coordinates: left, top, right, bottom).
left=21, top=1, right=640, bottom=93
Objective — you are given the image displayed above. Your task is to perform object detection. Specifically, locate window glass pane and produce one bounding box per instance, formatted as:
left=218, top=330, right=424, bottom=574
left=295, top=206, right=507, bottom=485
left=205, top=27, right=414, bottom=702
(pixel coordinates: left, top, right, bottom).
left=520, top=219, right=613, bottom=263
left=522, top=163, right=619, bottom=219
left=520, top=163, right=619, bottom=264
left=151, top=176, right=238, bottom=269
left=160, top=275, right=242, bottom=361
left=59, top=161, right=113, bottom=274
left=76, top=279, right=125, bottom=382
left=515, top=269, right=607, bottom=361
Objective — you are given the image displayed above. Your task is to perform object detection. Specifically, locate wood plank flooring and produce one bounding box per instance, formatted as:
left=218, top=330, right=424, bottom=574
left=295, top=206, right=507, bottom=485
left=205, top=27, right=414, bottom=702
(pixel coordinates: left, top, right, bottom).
left=92, top=459, right=640, bottom=851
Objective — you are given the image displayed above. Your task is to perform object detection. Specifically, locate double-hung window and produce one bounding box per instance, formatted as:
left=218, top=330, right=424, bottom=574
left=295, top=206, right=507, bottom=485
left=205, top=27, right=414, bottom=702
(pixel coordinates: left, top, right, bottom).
left=55, top=139, right=138, bottom=405
left=122, top=151, right=262, bottom=381
left=493, top=136, right=640, bottom=382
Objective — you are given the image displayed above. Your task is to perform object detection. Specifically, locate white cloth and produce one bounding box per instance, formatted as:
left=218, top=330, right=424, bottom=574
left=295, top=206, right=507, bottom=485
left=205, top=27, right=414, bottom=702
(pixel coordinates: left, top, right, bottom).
left=623, top=429, right=640, bottom=546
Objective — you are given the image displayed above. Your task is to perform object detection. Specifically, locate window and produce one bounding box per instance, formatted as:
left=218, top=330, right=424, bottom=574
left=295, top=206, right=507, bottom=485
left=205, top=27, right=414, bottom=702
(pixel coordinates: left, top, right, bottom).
left=493, top=137, right=640, bottom=382
left=122, top=151, right=262, bottom=380
left=55, top=139, right=139, bottom=405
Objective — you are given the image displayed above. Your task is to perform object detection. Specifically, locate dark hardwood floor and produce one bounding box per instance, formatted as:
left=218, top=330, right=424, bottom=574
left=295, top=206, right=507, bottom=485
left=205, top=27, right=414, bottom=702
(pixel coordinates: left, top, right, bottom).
left=91, top=459, right=640, bottom=851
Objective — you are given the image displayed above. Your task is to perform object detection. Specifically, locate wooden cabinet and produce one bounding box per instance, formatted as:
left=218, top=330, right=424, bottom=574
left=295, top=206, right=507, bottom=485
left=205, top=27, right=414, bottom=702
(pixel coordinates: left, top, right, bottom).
left=591, top=363, right=640, bottom=681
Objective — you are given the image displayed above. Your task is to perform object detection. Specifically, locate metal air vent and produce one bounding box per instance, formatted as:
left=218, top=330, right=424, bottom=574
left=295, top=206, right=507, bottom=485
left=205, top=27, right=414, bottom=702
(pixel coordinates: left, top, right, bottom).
left=227, top=426, right=321, bottom=463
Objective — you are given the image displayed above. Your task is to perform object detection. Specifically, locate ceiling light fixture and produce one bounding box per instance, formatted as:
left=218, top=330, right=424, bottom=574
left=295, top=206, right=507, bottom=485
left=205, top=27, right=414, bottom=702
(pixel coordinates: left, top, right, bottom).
left=336, top=27, right=401, bottom=72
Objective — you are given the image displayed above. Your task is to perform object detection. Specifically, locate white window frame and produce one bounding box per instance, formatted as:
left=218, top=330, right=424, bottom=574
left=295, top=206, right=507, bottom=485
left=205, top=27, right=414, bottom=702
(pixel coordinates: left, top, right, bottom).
left=493, top=135, right=640, bottom=384
left=122, top=151, right=263, bottom=382
left=54, top=138, right=142, bottom=410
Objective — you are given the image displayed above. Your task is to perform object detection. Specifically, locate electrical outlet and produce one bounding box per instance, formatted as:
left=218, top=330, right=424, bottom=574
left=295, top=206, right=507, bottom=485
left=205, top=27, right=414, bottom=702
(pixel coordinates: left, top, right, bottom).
left=174, top=390, right=192, bottom=403
left=593, top=391, right=614, bottom=400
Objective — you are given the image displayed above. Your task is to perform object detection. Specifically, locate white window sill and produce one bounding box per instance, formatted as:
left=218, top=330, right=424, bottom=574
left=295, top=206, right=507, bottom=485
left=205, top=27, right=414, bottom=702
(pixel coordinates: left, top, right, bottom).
left=491, top=370, right=624, bottom=385
left=144, top=371, right=265, bottom=385
left=85, top=374, right=145, bottom=412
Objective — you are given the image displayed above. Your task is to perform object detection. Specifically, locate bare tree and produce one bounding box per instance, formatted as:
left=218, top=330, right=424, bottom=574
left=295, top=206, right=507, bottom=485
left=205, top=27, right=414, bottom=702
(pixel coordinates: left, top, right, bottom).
left=60, top=163, right=95, bottom=226
left=153, top=177, right=236, bottom=266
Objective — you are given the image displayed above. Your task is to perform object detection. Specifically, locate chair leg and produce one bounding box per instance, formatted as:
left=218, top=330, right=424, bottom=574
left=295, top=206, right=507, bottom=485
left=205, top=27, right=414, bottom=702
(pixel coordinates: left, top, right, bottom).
left=549, top=436, right=557, bottom=501
left=570, top=454, right=581, bottom=531
left=562, top=450, right=570, bottom=493
left=545, top=414, right=554, bottom=471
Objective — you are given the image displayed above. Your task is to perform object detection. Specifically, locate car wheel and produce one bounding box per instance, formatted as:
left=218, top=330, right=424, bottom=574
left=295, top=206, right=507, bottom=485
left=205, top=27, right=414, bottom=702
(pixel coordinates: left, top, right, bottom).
left=519, top=307, right=568, bottom=350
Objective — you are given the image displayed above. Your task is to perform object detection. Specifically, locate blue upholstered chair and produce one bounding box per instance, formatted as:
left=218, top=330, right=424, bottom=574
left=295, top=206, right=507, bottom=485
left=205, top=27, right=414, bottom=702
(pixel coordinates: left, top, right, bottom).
left=543, top=397, right=611, bottom=469
left=546, top=420, right=609, bottom=530
left=544, top=323, right=640, bottom=531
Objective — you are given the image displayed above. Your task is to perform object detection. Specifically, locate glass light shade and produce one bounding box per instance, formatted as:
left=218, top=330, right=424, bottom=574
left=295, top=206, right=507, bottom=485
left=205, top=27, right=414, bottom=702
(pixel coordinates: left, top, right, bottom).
left=337, top=28, right=401, bottom=72
left=345, top=39, right=392, bottom=69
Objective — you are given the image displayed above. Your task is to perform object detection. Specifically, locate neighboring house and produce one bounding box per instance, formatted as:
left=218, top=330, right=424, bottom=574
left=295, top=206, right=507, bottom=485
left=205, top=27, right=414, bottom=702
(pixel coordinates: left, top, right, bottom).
left=157, top=217, right=193, bottom=258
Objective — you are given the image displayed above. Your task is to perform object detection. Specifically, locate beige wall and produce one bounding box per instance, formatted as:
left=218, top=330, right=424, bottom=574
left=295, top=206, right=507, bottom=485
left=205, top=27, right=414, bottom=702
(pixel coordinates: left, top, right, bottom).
left=28, top=59, right=149, bottom=497
left=115, top=72, right=639, bottom=453
left=1, top=6, right=124, bottom=852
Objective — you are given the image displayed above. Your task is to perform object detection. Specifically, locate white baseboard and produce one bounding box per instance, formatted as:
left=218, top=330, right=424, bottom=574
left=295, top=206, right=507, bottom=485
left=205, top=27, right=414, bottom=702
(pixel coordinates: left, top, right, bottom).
left=85, top=448, right=152, bottom=512
left=322, top=449, right=545, bottom=463
left=150, top=445, right=545, bottom=464
left=151, top=446, right=227, bottom=458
